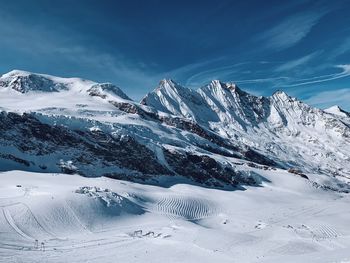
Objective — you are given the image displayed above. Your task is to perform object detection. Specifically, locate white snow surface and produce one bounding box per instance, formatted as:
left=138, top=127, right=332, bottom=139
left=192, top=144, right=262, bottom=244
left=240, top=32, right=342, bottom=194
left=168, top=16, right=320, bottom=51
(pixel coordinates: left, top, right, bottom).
left=0, top=170, right=350, bottom=263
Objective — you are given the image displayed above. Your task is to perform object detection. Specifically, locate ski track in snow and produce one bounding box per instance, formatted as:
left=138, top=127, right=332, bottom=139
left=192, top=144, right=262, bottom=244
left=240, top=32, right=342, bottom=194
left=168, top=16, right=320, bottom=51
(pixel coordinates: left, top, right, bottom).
left=2, top=207, right=34, bottom=241
left=311, top=224, right=340, bottom=240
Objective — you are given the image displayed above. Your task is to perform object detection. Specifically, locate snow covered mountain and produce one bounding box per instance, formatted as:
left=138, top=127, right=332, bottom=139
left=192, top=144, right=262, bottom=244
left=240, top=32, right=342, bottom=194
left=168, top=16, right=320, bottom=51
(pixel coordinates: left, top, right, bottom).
left=1, top=70, right=349, bottom=189
left=142, top=79, right=350, bottom=179
left=0, top=70, right=269, bottom=188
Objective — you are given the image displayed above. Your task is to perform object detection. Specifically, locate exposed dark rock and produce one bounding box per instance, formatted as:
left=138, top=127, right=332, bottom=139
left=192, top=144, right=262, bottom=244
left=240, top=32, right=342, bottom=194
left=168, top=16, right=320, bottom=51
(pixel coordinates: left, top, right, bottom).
left=0, top=111, right=169, bottom=177
left=242, top=149, right=278, bottom=167
left=0, top=153, right=30, bottom=167
left=0, top=110, right=278, bottom=188
left=109, top=101, right=247, bottom=161
left=287, top=168, right=309, bottom=180
left=163, top=149, right=258, bottom=187
left=0, top=73, right=68, bottom=93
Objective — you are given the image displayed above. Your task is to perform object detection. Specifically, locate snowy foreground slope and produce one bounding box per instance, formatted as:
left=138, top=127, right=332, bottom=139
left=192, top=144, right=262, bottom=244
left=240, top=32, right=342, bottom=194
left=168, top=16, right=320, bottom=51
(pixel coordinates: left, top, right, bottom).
left=0, top=170, right=350, bottom=263
left=0, top=70, right=350, bottom=262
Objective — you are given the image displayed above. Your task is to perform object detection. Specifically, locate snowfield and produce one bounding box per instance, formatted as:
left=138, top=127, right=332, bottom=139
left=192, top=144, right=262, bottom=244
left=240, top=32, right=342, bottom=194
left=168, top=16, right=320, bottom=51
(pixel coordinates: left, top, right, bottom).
left=0, top=170, right=350, bottom=263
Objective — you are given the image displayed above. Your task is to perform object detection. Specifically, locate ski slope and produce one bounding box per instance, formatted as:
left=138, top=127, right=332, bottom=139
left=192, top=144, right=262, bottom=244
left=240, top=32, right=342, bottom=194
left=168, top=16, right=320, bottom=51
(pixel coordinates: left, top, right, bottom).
left=0, top=170, right=349, bottom=263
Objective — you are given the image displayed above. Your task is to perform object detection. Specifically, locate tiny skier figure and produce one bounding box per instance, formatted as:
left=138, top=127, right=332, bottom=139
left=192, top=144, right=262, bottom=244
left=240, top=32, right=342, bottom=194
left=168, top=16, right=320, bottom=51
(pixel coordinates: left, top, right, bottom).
left=41, top=242, right=45, bottom=251
left=34, top=239, right=39, bottom=249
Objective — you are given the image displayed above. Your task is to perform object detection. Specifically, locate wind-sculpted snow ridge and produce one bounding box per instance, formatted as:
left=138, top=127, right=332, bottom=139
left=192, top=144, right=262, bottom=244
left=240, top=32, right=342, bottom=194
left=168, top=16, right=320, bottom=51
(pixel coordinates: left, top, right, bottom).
left=0, top=70, right=349, bottom=190
left=153, top=195, right=220, bottom=220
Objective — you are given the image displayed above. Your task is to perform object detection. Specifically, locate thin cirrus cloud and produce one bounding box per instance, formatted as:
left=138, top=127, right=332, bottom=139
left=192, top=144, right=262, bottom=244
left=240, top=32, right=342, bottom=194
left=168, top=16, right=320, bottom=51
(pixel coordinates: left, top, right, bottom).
left=257, top=11, right=327, bottom=50
left=329, top=36, right=350, bottom=58
left=0, top=1, right=348, bottom=105
left=306, top=88, right=350, bottom=110
left=280, top=64, right=350, bottom=87
left=0, top=13, right=161, bottom=99
left=182, top=62, right=252, bottom=88
left=274, top=51, right=321, bottom=72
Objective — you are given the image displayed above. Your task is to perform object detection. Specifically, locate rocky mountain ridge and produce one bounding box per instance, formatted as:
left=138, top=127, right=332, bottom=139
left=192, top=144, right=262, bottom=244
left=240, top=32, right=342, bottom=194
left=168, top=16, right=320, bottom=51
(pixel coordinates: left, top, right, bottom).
left=1, top=70, right=349, bottom=189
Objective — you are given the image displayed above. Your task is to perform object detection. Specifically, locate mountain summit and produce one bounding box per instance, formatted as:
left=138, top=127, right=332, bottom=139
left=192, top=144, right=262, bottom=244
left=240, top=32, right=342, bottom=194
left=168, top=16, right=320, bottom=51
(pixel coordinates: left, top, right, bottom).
left=0, top=70, right=130, bottom=99
left=324, top=105, right=350, bottom=117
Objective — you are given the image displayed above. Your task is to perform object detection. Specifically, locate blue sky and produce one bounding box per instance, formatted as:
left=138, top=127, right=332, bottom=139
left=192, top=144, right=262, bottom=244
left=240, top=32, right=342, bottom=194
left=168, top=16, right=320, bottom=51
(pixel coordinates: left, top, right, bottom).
left=0, top=0, right=350, bottom=110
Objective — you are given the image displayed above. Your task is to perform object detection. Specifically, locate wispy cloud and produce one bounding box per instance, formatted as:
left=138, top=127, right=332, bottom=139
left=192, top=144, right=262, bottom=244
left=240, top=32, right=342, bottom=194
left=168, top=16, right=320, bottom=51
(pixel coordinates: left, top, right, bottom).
left=170, top=60, right=282, bottom=88
left=330, top=36, right=350, bottom=58
left=275, top=51, right=321, bottom=72
left=52, top=46, right=161, bottom=98
left=306, top=88, right=350, bottom=110
left=0, top=2, right=347, bottom=103
left=280, top=64, right=350, bottom=87
left=257, top=11, right=327, bottom=50
left=234, top=76, right=290, bottom=85
left=182, top=62, right=251, bottom=87
left=0, top=12, right=162, bottom=100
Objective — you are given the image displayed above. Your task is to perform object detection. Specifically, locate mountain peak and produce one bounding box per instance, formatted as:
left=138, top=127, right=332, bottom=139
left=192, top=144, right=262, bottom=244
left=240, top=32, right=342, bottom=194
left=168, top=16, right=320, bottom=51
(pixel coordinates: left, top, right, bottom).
left=324, top=105, right=350, bottom=117
left=159, top=78, right=177, bottom=86
left=0, top=70, right=132, bottom=102
left=271, top=90, right=293, bottom=101
left=209, top=79, right=223, bottom=86
left=1, top=69, right=32, bottom=78
left=327, top=105, right=342, bottom=111
left=0, top=69, right=70, bottom=93
left=158, top=79, right=187, bottom=92
left=207, top=79, right=227, bottom=88
left=155, top=79, right=189, bottom=96
left=87, top=83, right=131, bottom=101
left=202, top=80, right=247, bottom=97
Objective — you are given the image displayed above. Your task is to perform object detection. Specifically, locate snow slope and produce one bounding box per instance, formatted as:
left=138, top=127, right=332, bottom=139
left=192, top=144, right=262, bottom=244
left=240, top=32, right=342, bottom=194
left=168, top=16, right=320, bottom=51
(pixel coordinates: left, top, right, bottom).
left=0, top=170, right=349, bottom=263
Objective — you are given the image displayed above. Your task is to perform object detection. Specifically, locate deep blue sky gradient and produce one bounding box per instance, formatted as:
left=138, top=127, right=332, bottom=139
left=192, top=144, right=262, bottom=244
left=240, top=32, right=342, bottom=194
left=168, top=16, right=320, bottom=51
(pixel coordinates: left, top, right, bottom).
left=0, top=0, right=349, bottom=109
